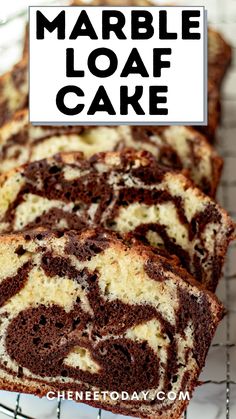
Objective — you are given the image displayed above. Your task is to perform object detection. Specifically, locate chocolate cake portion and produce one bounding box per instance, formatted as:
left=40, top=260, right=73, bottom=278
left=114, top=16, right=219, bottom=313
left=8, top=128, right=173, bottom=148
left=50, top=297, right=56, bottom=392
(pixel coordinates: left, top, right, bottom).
left=0, top=150, right=233, bottom=291
left=0, top=228, right=223, bottom=418
left=0, top=59, right=28, bottom=127
left=0, top=109, right=223, bottom=196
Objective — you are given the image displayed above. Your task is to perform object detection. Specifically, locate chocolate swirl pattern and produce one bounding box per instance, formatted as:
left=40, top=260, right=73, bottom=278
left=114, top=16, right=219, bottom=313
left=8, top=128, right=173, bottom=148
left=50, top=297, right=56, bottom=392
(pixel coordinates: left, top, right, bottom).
left=0, top=109, right=222, bottom=196
left=0, top=229, right=223, bottom=418
left=0, top=150, right=233, bottom=291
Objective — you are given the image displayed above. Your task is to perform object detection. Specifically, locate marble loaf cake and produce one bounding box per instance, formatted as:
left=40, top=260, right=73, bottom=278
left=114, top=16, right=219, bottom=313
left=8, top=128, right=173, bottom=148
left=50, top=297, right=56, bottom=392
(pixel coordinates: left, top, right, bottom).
left=0, top=109, right=223, bottom=196
left=0, top=150, right=234, bottom=291
left=0, top=229, right=224, bottom=418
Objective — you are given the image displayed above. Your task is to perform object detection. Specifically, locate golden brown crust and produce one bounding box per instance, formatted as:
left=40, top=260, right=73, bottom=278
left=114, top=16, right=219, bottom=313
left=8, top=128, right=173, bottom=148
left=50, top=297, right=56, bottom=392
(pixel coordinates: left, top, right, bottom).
left=22, top=24, right=29, bottom=59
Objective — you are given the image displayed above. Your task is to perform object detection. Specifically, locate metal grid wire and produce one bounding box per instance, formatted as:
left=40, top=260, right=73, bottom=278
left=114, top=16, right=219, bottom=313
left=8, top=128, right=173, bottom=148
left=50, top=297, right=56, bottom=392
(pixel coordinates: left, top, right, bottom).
left=0, top=0, right=235, bottom=418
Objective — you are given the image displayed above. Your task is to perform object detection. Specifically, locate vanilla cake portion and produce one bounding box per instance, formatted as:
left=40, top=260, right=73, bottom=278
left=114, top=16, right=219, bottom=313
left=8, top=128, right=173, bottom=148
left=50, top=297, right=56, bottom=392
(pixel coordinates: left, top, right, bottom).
left=0, top=229, right=223, bottom=418
left=0, top=109, right=222, bottom=196
left=0, top=150, right=234, bottom=290
left=0, top=59, right=28, bottom=127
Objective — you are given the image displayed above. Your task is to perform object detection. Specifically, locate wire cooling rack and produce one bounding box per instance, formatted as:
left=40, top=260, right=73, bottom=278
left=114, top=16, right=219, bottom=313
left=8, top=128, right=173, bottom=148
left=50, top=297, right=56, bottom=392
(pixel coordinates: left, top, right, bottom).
left=0, top=0, right=235, bottom=418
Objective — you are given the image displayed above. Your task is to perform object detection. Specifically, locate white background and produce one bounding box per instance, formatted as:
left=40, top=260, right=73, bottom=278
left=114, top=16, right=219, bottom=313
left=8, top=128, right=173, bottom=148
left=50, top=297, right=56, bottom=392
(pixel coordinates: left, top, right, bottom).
left=29, top=6, right=206, bottom=124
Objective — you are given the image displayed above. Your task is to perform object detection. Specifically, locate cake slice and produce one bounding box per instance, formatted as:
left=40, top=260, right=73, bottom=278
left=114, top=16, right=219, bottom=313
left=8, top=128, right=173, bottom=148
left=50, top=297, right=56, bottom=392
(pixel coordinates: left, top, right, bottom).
left=0, top=59, right=28, bottom=127
left=0, top=109, right=223, bottom=196
left=0, top=150, right=233, bottom=290
left=195, top=81, right=221, bottom=141
left=208, top=28, right=232, bottom=87
left=0, top=228, right=224, bottom=418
